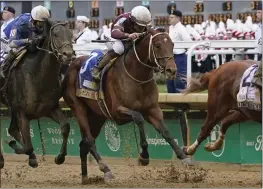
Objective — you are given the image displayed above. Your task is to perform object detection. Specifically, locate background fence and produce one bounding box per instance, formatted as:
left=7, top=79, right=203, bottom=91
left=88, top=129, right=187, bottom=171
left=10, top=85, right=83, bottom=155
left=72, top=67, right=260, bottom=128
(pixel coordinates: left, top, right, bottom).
left=0, top=111, right=261, bottom=164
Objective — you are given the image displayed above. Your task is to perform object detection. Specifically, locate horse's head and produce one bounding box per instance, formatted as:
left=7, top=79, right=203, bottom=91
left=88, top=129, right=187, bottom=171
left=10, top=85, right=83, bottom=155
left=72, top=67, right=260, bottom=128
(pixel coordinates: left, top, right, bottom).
left=44, top=20, right=74, bottom=65
left=136, top=28, right=177, bottom=80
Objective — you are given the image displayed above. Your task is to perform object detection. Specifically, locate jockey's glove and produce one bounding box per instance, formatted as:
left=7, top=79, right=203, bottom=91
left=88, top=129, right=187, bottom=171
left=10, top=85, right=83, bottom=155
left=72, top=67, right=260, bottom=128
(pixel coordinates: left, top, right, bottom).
left=28, top=38, right=40, bottom=46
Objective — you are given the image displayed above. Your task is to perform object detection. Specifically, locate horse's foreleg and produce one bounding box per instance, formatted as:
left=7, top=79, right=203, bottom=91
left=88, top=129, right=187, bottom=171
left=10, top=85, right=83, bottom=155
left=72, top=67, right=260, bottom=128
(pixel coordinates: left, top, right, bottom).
left=117, top=106, right=149, bottom=166
left=49, top=107, right=70, bottom=165
left=7, top=111, right=25, bottom=154
left=17, top=110, right=38, bottom=168
left=71, top=99, right=113, bottom=183
left=185, top=92, right=229, bottom=155
left=72, top=102, right=93, bottom=184
left=146, top=106, right=193, bottom=165
left=0, top=152, right=4, bottom=169
left=205, top=111, right=249, bottom=152
left=79, top=139, right=89, bottom=185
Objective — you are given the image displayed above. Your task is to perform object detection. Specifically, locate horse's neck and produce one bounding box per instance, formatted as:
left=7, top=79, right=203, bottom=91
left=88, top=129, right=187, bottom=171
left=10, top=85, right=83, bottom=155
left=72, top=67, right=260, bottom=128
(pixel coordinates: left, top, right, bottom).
left=124, top=41, right=153, bottom=82
left=34, top=38, right=60, bottom=84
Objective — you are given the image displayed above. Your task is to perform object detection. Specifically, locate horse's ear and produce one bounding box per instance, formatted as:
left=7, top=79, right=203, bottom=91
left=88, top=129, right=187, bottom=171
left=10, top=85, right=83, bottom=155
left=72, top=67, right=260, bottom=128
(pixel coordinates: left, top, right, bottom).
left=45, top=18, right=55, bottom=27
left=41, top=18, right=52, bottom=36
left=155, top=27, right=166, bottom=33
left=146, top=27, right=156, bottom=35
left=63, top=20, right=70, bottom=28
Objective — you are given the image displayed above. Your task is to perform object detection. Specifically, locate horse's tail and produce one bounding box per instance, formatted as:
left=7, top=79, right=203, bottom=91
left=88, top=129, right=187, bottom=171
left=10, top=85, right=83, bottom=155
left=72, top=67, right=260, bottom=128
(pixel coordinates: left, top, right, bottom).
left=182, top=71, right=213, bottom=95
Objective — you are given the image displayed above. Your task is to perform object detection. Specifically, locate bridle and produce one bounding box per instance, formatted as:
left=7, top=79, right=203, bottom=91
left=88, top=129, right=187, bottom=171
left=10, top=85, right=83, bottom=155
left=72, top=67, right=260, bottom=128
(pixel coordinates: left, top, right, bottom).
left=36, top=22, right=72, bottom=62
left=123, top=32, right=173, bottom=84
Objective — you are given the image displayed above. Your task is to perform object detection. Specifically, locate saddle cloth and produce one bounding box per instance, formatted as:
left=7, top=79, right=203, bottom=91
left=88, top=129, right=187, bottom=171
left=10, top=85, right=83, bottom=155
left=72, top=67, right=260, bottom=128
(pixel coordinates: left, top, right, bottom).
left=76, top=49, right=104, bottom=100
left=0, top=47, right=27, bottom=67
left=0, top=50, right=8, bottom=65
left=76, top=49, right=117, bottom=119
left=237, top=64, right=261, bottom=111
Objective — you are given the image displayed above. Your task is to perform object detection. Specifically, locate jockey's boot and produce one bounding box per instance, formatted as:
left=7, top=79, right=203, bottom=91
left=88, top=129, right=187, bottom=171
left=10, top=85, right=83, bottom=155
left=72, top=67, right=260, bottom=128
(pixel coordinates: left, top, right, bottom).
left=0, top=50, right=15, bottom=79
left=91, top=50, right=119, bottom=81
left=252, top=61, right=262, bottom=88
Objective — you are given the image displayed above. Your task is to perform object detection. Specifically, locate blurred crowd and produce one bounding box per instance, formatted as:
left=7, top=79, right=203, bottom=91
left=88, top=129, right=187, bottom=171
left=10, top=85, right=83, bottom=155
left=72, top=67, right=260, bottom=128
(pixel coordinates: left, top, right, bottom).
left=183, top=16, right=260, bottom=74
left=70, top=15, right=261, bottom=71
left=1, top=8, right=260, bottom=72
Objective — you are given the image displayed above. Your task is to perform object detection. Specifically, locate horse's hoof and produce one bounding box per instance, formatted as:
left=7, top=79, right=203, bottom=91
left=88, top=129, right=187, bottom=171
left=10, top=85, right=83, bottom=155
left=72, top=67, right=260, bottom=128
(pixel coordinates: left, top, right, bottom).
left=81, top=176, right=89, bottom=185
left=186, top=146, right=196, bottom=156
left=6, top=139, right=16, bottom=147
left=104, top=171, right=114, bottom=182
left=182, top=157, right=195, bottom=166
left=182, top=146, right=189, bottom=155
left=54, top=154, right=65, bottom=165
left=204, top=142, right=221, bottom=152
left=138, top=154, right=149, bottom=166
left=0, top=155, right=4, bottom=169
left=29, top=158, right=38, bottom=168
left=204, top=142, right=215, bottom=152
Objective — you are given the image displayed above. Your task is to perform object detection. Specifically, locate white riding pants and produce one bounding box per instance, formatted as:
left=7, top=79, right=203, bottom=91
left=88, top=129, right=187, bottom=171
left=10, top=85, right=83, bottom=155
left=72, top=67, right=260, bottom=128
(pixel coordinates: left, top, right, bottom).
left=103, top=33, right=124, bottom=55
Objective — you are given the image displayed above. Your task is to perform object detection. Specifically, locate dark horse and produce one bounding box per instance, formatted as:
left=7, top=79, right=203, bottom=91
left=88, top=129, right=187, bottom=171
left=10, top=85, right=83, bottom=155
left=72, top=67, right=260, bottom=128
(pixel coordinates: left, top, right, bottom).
left=182, top=60, right=261, bottom=155
left=0, top=20, right=74, bottom=168
left=63, top=28, right=193, bottom=184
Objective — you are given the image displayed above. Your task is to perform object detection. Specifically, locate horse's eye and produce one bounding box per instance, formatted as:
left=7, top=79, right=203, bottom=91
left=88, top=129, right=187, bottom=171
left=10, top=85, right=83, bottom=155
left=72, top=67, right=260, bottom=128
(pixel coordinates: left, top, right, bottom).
left=155, top=44, right=160, bottom=48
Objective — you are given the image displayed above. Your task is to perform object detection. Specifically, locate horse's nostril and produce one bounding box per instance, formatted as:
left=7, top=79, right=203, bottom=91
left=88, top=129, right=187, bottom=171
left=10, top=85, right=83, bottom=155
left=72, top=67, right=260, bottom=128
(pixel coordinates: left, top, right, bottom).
left=166, top=69, right=172, bottom=74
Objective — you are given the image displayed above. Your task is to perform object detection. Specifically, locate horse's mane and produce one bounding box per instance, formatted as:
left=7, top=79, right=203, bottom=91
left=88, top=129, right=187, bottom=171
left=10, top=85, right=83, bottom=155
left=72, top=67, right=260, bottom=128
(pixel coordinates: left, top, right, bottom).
left=154, top=27, right=166, bottom=33
left=147, top=27, right=165, bottom=35
left=44, top=19, right=68, bottom=32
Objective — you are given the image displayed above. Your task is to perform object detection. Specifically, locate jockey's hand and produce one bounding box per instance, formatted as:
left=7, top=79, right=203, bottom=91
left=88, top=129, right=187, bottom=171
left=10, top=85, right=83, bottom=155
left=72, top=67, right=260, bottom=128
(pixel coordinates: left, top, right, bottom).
left=29, top=37, right=40, bottom=46
left=128, top=33, right=140, bottom=39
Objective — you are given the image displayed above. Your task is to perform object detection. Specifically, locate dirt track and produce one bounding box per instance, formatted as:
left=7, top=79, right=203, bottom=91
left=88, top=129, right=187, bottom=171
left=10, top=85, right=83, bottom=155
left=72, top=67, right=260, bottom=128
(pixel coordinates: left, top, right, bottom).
left=1, top=155, right=262, bottom=188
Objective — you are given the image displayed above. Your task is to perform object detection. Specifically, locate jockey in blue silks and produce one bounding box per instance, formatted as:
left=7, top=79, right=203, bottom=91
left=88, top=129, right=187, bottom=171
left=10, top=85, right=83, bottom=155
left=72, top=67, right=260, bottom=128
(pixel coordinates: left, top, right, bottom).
left=0, top=5, right=50, bottom=78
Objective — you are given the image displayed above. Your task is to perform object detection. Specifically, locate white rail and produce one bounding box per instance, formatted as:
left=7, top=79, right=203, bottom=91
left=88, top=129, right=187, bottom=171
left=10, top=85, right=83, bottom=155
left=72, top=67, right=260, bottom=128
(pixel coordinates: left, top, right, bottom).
left=73, top=40, right=259, bottom=82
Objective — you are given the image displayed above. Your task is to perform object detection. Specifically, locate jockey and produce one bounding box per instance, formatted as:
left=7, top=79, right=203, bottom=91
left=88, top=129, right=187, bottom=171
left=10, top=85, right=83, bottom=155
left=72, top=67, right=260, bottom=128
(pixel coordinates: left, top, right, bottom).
left=90, top=5, right=152, bottom=81
left=0, top=5, right=50, bottom=78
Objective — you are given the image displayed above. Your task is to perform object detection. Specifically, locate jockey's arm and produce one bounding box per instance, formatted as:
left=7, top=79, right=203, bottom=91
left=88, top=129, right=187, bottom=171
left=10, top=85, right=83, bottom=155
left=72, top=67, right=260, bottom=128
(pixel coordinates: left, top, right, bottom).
left=8, top=27, right=30, bottom=49
left=9, top=39, right=30, bottom=49
left=111, top=21, right=129, bottom=39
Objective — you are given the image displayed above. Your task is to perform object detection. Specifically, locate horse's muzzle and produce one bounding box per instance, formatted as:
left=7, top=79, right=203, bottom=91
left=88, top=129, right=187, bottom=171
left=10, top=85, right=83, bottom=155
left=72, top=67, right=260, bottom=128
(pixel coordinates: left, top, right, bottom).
left=165, top=67, right=177, bottom=80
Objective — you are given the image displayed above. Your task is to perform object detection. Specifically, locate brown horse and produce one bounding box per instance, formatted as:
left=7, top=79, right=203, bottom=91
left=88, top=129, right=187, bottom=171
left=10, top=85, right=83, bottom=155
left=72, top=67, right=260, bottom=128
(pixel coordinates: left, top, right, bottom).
left=63, top=28, right=193, bottom=184
left=182, top=60, right=261, bottom=156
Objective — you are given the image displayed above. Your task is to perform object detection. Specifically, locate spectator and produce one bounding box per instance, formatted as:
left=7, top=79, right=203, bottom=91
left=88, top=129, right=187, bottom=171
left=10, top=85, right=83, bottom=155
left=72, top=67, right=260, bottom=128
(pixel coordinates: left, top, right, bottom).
left=73, top=16, right=98, bottom=57
left=1, top=6, right=15, bottom=53
left=216, top=22, right=226, bottom=65
left=1, top=6, right=15, bottom=39
left=167, top=10, right=192, bottom=93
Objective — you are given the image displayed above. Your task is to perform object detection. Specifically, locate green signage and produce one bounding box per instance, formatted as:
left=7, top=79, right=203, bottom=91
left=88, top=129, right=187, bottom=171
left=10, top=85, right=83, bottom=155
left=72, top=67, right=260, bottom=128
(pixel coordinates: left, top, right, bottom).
left=0, top=117, right=261, bottom=164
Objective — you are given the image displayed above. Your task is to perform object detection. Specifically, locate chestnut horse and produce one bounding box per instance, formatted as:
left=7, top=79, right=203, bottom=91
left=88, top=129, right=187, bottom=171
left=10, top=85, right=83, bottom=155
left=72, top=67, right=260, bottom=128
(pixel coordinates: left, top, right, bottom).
left=63, top=28, right=193, bottom=184
left=182, top=60, right=261, bottom=156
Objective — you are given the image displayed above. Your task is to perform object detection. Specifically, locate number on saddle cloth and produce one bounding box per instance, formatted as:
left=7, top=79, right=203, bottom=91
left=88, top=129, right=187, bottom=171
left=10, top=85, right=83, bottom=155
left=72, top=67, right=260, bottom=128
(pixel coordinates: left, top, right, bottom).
left=237, top=64, right=261, bottom=111
left=78, top=49, right=104, bottom=90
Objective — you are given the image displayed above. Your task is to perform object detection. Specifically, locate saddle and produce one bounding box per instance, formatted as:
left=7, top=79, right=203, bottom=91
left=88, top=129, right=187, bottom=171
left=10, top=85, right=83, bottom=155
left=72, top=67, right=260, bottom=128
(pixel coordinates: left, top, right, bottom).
left=12, top=48, right=28, bottom=67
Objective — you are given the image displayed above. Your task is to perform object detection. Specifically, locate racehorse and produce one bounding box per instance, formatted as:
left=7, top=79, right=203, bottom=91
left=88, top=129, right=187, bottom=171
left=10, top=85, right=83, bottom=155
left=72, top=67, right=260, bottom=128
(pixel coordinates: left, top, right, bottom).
left=0, top=20, right=74, bottom=169
left=181, top=60, right=261, bottom=156
left=62, top=28, right=193, bottom=184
